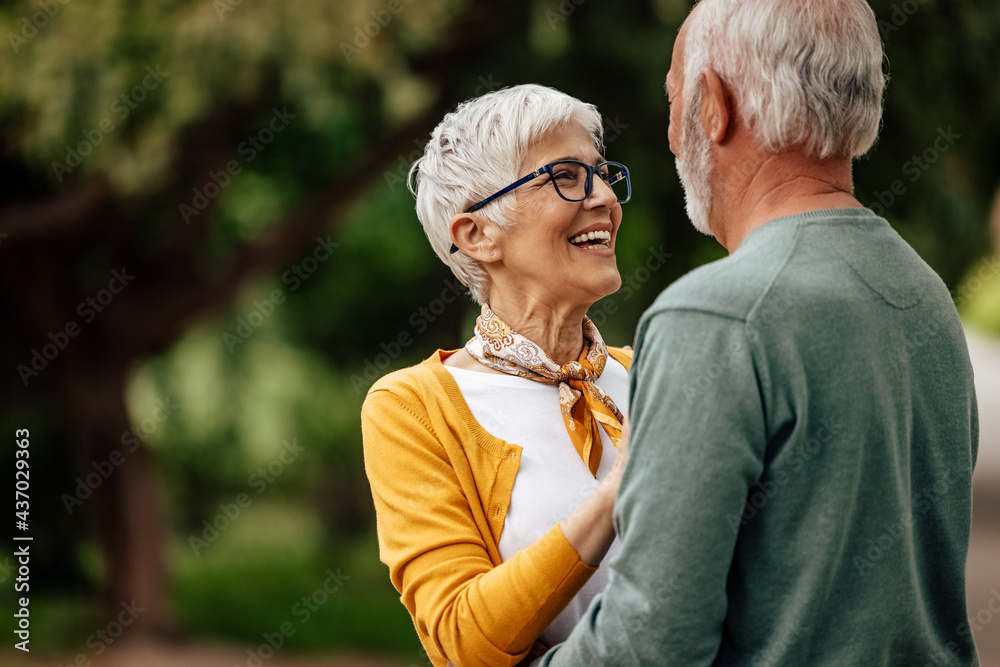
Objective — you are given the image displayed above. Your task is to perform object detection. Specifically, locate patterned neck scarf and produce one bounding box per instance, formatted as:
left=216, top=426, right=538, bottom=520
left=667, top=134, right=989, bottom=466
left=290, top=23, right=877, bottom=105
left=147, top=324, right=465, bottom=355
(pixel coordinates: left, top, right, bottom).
left=464, top=303, right=624, bottom=477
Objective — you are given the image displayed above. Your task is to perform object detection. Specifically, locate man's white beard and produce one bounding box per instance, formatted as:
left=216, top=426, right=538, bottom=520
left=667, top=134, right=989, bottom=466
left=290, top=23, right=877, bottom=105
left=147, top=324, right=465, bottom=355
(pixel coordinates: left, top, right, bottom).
left=675, top=114, right=715, bottom=237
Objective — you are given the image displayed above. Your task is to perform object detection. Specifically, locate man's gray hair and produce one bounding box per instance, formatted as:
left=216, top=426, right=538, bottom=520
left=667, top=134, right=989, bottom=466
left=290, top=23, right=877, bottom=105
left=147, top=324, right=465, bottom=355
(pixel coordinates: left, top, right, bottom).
left=685, top=0, right=887, bottom=159
left=409, top=84, right=604, bottom=304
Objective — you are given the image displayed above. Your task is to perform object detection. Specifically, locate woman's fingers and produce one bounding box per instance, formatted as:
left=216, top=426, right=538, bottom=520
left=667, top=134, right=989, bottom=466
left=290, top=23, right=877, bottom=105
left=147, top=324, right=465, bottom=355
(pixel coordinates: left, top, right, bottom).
left=620, top=413, right=630, bottom=454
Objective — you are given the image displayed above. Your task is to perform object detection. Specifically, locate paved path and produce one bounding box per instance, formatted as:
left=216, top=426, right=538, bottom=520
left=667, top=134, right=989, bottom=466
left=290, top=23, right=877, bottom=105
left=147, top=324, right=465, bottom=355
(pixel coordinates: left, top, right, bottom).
left=967, top=329, right=1000, bottom=666
left=969, top=329, right=1000, bottom=492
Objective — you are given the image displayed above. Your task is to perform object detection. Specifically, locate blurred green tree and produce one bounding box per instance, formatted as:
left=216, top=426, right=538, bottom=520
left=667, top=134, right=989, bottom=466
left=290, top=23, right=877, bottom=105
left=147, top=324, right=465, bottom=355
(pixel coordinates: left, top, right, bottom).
left=0, top=0, right=514, bottom=637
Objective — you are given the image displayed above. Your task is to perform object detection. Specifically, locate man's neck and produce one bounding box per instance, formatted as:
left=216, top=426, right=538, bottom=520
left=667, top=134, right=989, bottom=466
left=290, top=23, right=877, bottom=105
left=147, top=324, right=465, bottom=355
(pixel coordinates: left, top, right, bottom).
left=712, top=148, right=862, bottom=253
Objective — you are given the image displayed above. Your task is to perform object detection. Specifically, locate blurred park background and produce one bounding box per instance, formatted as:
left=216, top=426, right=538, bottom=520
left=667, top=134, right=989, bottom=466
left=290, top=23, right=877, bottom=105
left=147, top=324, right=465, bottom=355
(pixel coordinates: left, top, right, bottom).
left=0, top=0, right=998, bottom=665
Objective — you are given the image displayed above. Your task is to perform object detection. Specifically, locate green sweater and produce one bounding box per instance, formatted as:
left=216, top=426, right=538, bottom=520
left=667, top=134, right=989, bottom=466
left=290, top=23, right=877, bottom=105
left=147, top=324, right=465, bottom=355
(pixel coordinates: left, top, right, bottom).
left=538, top=209, right=979, bottom=666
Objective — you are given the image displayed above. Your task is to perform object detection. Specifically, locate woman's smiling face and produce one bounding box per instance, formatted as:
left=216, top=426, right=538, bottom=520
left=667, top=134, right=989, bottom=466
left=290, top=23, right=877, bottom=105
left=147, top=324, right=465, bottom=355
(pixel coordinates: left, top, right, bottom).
left=490, top=121, right=623, bottom=309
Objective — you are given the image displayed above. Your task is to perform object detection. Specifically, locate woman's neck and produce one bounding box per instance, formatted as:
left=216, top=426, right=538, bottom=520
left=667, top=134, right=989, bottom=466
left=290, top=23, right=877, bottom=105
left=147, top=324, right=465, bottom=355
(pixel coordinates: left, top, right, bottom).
left=487, top=292, right=592, bottom=366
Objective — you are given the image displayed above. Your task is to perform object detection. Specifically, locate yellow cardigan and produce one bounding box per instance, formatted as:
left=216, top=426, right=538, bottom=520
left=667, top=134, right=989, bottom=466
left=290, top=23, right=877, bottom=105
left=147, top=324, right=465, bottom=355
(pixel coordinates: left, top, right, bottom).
left=361, top=347, right=632, bottom=667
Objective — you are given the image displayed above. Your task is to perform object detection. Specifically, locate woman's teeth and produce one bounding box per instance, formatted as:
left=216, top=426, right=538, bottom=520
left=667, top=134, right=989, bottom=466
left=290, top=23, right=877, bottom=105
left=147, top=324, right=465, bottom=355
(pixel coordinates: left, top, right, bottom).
left=569, top=230, right=612, bottom=248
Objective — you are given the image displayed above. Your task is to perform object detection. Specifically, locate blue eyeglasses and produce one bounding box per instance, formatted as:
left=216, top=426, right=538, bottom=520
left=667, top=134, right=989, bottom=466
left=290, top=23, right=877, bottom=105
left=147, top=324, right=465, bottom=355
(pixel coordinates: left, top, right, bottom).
left=449, top=159, right=631, bottom=254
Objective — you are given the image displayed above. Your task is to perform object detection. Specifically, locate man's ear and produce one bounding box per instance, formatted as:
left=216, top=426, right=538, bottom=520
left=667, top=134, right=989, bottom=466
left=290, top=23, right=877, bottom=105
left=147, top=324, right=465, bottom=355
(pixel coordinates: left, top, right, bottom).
left=699, top=66, right=731, bottom=144
left=449, top=212, right=502, bottom=262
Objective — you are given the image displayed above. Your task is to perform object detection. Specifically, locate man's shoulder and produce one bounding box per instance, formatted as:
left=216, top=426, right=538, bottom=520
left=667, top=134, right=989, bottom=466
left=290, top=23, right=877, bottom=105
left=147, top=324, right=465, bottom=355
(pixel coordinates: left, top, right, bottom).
left=642, top=209, right=938, bottom=328
left=643, top=245, right=789, bottom=326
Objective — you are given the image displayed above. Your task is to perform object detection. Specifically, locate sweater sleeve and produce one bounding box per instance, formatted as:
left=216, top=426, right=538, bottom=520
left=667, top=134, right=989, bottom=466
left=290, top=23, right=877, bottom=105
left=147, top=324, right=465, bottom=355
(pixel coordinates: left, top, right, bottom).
left=361, top=384, right=598, bottom=667
left=536, top=310, right=767, bottom=665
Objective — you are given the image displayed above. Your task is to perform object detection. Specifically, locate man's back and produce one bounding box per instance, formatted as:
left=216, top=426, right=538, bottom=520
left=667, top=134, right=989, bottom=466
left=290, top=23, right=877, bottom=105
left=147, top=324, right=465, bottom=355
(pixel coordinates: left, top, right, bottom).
left=540, top=209, right=979, bottom=665
left=695, top=209, right=977, bottom=664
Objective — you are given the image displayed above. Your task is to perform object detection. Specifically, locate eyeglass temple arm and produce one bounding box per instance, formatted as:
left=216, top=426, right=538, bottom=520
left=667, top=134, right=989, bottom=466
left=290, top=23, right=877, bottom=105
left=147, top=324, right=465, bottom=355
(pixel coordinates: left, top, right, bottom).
left=608, top=169, right=626, bottom=186
left=449, top=170, right=544, bottom=254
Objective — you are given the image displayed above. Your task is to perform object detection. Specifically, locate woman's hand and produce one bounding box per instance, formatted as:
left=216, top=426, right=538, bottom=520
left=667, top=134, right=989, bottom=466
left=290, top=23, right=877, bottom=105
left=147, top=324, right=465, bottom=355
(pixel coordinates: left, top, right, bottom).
left=600, top=412, right=630, bottom=498
left=610, top=413, right=630, bottom=477
left=559, top=413, right=630, bottom=567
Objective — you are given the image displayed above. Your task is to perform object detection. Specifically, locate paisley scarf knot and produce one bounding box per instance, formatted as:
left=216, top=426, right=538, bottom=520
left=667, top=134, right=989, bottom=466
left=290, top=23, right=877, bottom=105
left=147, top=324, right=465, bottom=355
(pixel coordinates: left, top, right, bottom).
left=464, top=303, right=623, bottom=477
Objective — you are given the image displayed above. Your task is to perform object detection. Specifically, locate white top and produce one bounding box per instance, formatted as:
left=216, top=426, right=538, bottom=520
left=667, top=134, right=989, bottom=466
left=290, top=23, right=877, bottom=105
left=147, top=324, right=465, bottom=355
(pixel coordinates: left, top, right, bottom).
left=444, top=357, right=629, bottom=646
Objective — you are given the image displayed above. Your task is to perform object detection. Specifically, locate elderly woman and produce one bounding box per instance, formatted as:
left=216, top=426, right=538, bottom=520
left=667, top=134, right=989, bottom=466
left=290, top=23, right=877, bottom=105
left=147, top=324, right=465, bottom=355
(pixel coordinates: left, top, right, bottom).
left=361, top=84, right=633, bottom=666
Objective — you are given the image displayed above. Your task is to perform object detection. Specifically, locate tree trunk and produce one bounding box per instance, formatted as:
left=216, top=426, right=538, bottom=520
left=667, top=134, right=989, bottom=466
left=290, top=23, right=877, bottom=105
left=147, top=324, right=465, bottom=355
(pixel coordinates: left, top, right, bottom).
left=58, top=358, right=175, bottom=639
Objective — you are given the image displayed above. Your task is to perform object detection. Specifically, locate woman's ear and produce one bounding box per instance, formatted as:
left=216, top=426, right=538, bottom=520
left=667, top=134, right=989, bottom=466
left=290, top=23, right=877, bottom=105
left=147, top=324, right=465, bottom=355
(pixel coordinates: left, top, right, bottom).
left=450, top=212, right=502, bottom=262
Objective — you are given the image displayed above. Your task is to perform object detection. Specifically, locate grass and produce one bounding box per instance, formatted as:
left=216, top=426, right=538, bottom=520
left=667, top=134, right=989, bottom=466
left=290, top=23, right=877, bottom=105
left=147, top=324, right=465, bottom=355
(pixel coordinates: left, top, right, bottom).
left=0, top=500, right=424, bottom=663
left=172, top=501, right=423, bottom=660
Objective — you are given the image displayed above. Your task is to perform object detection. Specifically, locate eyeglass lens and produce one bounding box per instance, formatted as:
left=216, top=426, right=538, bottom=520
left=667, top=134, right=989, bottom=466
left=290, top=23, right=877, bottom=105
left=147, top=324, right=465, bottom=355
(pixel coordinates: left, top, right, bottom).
left=549, top=162, right=629, bottom=203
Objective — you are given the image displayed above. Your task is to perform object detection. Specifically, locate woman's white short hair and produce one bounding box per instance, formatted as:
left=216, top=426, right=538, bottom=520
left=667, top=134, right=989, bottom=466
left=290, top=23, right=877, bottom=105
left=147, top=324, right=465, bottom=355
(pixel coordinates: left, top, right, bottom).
left=684, top=0, right=887, bottom=159
left=409, top=84, right=603, bottom=304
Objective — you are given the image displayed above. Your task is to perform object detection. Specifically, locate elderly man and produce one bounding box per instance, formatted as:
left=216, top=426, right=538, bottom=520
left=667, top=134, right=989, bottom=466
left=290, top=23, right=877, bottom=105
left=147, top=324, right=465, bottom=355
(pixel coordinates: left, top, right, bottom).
left=537, top=0, right=979, bottom=665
